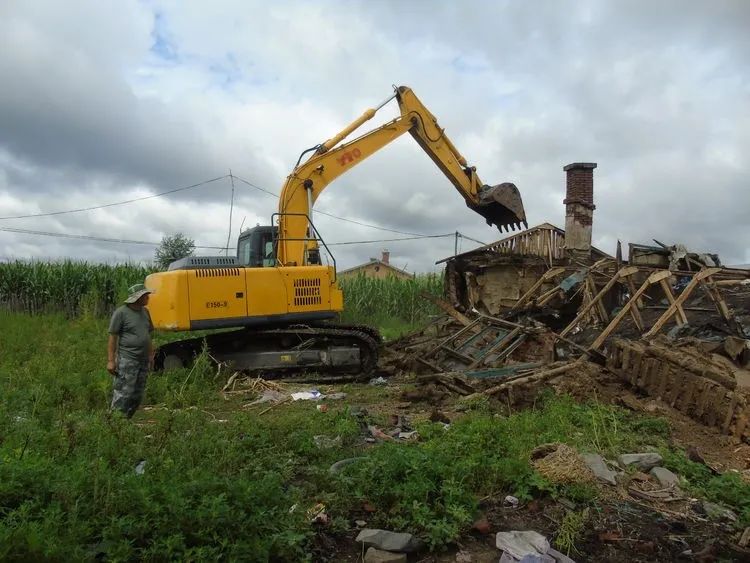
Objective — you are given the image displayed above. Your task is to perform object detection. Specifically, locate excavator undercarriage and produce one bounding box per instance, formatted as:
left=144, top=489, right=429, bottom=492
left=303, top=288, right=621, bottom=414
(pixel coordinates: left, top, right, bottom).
left=155, top=323, right=380, bottom=379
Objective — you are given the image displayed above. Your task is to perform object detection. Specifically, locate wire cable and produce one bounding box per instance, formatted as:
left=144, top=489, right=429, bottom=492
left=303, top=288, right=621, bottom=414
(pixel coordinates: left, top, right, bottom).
left=0, top=175, right=230, bottom=220
left=0, top=226, right=451, bottom=250
left=232, top=173, right=432, bottom=237
left=328, top=233, right=454, bottom=246
left=0, top=226, right=224, bottom=249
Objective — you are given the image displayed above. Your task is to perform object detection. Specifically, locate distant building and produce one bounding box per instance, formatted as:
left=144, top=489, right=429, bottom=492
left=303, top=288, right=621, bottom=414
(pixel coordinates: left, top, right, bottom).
left=338, top=250, right=413, bottom=280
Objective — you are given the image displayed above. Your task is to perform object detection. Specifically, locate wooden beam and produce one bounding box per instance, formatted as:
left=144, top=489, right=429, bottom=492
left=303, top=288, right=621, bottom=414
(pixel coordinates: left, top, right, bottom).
left=643, top=268, right=721, bottom=338
left=658, top=278, right=688, bottom=325
left=537, top=287, right=563, bottom=306
left=467, top=327, right=523, bottom=370
left=511, top=267, right=566, bottom=311
left=700, top=276, right=745, bottom=335
left=587, top=276, right=609, bottom=323
left=591, top=270, right=671, bottom=350
left=421, top=292, right=472, bottom=327
left=628, top=296, right=645, bottom=332
left=559, top=265, right=639, bottom=337
left=626, top=276, right=644, bottom=310
left=484, top=361, right=582, bottom=396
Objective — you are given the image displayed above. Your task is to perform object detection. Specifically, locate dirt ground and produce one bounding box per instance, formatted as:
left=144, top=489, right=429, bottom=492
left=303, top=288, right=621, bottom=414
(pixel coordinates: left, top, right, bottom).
left=330, top=364, right=750, bottom=562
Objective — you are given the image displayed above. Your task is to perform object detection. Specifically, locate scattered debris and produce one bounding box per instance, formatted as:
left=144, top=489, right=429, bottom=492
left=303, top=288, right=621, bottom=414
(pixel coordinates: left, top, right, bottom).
left=329, top=458, right=363, bottom=475
left=617, top=453, right=664, bottom=471
left=504, top=495, right=520, bottom=508
left=355, top=529, right=423, bottom=553
left=291, top=390, right=323, bottom=401
left=134, top=460, right=146, bottom=475
left=363, top=547, right=407, bottom=563
left=369, top=376, right=388, bottom=386
left=700, top=501, right=737, bottom=522
left=650, top=466, right=679, bottom=488
left=495, top=530, right=576, bottom=562
left=368, top=425, right=395, bottom=442
left=243, top=389, right=288, bottom=407
left=581, top=453, right=618, bottom=486
left=306, top=502, right=328, bottom=524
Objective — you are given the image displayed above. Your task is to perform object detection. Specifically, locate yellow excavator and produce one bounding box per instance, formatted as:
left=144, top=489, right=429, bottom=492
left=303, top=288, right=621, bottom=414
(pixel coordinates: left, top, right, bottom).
left=145, top=86, right=526, bottom=375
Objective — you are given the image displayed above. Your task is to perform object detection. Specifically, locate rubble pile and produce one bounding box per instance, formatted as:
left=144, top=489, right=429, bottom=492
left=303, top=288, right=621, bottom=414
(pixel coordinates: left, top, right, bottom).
left=608, top=336, right=750, bottom=442
left=382, top=259, right=750, bottom=438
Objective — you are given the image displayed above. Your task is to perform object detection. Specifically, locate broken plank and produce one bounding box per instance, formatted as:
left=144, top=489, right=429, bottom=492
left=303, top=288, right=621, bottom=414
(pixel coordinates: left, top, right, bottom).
left=658, top=278, right=688, bottom=325
left=590, top=270, right=671, bottom=350
left=643, top=268, right=721, bottom=338
left=420, top=292, right=472, bottom=327
left=559, top=265, right=639, bottom=338
left=511, top=267, right=566, bottom=311
left=484, top=361, right=582, bottom=396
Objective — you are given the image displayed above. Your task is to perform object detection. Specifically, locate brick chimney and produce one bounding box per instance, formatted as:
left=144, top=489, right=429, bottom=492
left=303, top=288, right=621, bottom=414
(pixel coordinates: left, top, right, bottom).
left=563, top=162, right=597, bottom=261
left=381, top=249, right=390, bottom=265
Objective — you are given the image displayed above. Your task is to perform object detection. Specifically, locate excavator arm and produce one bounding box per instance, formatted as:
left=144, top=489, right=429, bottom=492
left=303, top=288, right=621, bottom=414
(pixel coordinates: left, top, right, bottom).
left=276, top=85, right=527, bottom=267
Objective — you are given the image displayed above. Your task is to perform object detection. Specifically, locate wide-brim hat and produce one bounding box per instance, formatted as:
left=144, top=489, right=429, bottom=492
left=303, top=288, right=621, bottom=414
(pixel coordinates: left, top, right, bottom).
left=124, top=283, right=153, bottom=304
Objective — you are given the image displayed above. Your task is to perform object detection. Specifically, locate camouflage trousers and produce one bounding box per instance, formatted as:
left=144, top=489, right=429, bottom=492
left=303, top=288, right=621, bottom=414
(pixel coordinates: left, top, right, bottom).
left=111, top=356, right=149, bottom=418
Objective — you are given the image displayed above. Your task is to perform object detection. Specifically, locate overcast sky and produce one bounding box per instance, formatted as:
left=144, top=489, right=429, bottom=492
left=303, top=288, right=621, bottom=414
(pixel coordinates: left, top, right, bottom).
left=1, top=0, right=748, bottom=272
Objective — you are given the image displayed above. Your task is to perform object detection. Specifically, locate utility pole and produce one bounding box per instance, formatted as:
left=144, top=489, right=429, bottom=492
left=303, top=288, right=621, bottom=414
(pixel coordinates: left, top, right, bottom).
left=225, top=170, right=235, bottom=255
left=454, top=231, right=459, bottom=256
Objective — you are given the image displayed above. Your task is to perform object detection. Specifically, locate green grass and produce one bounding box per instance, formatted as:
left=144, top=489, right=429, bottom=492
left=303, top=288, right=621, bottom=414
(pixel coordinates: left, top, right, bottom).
left=2, top=311, right=750, bottom=560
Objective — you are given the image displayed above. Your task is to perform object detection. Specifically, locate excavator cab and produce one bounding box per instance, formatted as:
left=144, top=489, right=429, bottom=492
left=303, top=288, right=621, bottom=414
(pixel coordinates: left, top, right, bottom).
left=237, top=226, right=276, bottom=267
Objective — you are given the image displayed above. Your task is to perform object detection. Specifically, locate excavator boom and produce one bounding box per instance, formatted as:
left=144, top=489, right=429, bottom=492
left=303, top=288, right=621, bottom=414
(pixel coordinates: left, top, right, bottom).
left=277, top=85, right=527, bottom=266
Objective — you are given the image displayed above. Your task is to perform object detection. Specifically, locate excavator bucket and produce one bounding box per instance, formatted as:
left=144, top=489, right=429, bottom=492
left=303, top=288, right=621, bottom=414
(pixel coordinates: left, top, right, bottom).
left=471, top=183, right=528, bottom=233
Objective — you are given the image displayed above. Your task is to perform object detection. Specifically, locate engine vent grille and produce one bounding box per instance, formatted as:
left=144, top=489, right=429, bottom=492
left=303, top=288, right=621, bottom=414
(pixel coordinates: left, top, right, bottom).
left=169, top=256, right=239, bottom=270
left=293, top=278, right=322, bottom=306
left=194, top=268, right=241, bottom=278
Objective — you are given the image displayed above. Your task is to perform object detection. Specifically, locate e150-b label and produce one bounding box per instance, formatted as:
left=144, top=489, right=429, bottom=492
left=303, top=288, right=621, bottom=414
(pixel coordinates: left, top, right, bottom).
left=206, top=301, right=228, bottom=308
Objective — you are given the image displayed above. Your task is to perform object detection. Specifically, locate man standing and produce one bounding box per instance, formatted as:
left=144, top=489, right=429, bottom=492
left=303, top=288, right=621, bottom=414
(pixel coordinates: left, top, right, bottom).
left=107, top=284, right=155, bottom=418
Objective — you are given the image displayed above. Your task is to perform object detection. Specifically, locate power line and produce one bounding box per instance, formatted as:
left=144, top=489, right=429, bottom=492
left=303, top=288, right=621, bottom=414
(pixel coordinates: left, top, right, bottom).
left=457, top=232, right=487, bottom=246
left=0, top=171, right=485, bottom=246
left=0, top=225, right=454, bottom=250
left=232, top=173, right=432, bottom=237
left=0, top=226, right=224, bottom=249
left=232, top=175, right=279, bottom=198
left=0, top=175, right=230, bottom=220
left=328, top=233, right=454, bottom=246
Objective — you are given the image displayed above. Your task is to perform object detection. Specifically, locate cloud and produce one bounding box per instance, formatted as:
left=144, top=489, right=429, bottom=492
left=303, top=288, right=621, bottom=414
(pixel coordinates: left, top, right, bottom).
left=0, top=0, right=748, bottom=271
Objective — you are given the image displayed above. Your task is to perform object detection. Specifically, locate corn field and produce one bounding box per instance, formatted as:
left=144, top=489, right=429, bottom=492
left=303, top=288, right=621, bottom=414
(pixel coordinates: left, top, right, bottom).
left=0, top=260, right=153, bottom=317
left=0, top=261, right=443, bottom=325
left=339, top=273, right=443, bottom=326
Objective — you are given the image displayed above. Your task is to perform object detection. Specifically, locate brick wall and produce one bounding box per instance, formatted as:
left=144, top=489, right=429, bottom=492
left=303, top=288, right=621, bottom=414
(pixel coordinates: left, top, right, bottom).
left=563, top=162, right=597, bottom=208
left=563, top=162, right=597, bottom=259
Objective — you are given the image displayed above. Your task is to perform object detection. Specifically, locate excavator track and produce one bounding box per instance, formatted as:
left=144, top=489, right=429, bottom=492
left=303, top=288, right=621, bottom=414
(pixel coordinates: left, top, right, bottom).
left=155, top=323, right=380, bottom=380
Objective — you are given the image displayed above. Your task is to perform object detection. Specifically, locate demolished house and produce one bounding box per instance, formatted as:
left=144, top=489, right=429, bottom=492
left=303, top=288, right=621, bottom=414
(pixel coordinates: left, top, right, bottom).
left=384, top=160, right=750, bottom=446
left=442, top=163, right=612, bottom=314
